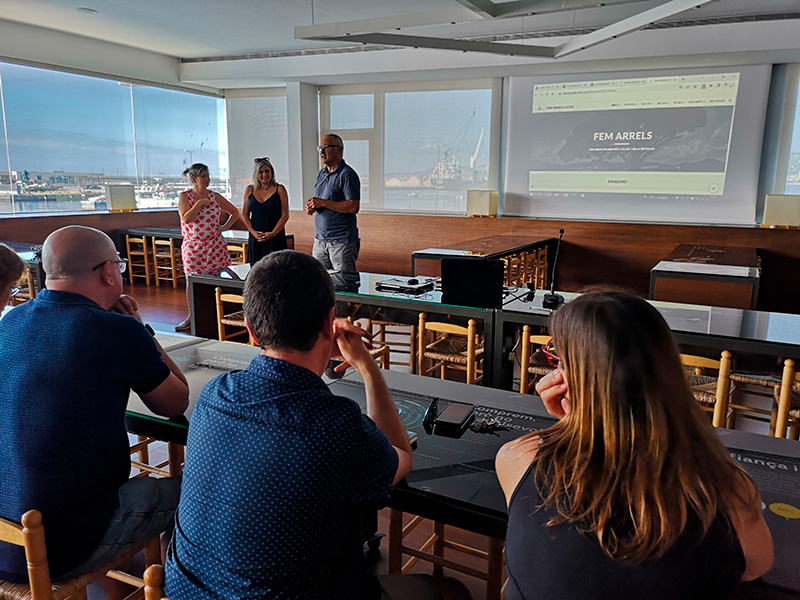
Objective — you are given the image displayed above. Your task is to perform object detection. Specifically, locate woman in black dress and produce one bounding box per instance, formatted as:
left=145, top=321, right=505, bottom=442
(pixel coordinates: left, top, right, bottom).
left=242, top=157, right=289, bottom=265
left=496, top=291, right=773, bottom=599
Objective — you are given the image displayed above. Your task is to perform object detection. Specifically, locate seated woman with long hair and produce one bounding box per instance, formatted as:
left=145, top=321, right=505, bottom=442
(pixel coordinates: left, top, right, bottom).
left=496, top=291, right=773, bottom=600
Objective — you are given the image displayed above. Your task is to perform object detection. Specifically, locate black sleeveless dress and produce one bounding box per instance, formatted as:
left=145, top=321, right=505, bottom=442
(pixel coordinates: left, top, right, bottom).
left=246, top=188, right=287, bottom=265
left=505, top=463, right=745, bottom=600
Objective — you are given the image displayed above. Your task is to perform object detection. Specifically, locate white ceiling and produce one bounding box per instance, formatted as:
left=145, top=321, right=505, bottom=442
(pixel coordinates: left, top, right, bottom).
left=0, top=0, right=798, bottom=92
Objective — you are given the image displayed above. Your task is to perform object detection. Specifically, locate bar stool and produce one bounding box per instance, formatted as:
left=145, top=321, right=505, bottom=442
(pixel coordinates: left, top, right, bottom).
left=126, top=234, right=152, bottom=285
left=228, top=242, right=248, bottom=265
left=152, top=237, right=184, bottom=288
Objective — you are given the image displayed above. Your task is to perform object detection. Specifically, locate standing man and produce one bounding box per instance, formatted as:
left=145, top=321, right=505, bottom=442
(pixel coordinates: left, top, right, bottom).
left=305, top=133, right=361, bottom=272
left=0, top=226, right=189, bottom=596
left=166, top=250, right=468, bottom=600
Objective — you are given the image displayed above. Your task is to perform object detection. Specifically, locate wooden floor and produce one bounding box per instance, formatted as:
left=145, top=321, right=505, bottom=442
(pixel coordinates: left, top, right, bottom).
left=123, top=281, right=188, bottom=332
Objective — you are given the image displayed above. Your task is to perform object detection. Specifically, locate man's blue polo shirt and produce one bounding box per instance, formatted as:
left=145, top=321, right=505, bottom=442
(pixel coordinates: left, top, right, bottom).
left=314, top=160, right=360, bottom=243
left=0, top=290, right=170, bottom=581
left=165, top=354, right=398, bottom=600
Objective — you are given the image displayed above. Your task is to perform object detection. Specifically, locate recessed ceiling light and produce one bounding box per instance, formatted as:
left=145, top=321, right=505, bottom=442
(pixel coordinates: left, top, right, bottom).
left=76, top=7, right=98, bottom=14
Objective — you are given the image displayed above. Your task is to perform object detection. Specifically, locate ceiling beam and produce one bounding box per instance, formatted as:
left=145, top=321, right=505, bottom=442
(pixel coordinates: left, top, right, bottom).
left=296, top=0, right=717, bottom=61
left=316, top=32, right=557, bottom=58
left=555, top=0, right=717, bottom=57
left=294, top=9, right=481, bottom=40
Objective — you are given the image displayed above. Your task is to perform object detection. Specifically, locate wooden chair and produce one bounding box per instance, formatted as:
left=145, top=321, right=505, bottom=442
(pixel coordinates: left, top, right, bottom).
left=0, top=510, right=160, bottom=600
left=366, top=318, right=417, bottom=373
left=227, top=243, right=248, bottom=265
left=152, top=237, right=184, bottom=288
left=534, top=246, right=548, bottom=290
left=389, top=509, right=504, bottom=600
left=9, top=268, right=36, bottom=306
left=215, top=287, right=253, bottom=344
left=730, top=359, right=800, bottom=438
left=519, top=325, right=555, bottom=394
left=126, top=235, right=152, bottom=286
left=681, top=351, right=733, bottom=428
left=337, top=317, right=391, bottom=370
left=144, top=564, right=165, bottom=600
left=418, top=314, right=484, bottom=385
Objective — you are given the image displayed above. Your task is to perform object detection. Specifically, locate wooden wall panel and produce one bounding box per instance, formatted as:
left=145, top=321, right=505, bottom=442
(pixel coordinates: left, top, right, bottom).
left=5, top=209, right=799, bottom=314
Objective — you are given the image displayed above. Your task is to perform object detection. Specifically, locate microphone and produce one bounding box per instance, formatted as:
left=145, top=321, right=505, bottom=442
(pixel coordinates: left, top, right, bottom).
left=542, top=229, right=565, bottom=310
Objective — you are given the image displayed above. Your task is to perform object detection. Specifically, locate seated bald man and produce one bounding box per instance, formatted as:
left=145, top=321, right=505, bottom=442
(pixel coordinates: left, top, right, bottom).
left=0, top=226, right=189, bottom=591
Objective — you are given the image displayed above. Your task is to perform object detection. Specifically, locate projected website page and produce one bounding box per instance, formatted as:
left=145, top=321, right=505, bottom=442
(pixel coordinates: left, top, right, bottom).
left=528, top=73, right=739, bottom=199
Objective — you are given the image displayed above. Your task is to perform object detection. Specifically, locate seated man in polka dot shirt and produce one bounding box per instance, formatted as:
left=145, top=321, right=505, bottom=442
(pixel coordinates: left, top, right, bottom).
left=165, top=251, right=470, bottom=600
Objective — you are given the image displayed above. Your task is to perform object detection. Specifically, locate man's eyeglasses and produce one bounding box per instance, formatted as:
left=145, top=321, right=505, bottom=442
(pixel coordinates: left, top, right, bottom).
left=316, top=144, right=342, bottom=152
left=91, top=259, right=128, bottom=274
left=542, top=339, right=561, bottom=368
left=253, top=157, right=271, bottom=163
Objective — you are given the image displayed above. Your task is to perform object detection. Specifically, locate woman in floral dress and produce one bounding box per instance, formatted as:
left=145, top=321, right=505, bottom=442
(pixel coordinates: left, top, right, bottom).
left=175, top=163, right=240, bottom=331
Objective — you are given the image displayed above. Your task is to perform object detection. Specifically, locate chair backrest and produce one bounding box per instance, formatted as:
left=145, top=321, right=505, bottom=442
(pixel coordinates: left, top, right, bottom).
left=144, top=564, right=166, bottom=600
left=0, top=510, right=54, bottom=600
left=418, top=313, right=480, bottom=384
left=215, top=287, right=251, bottom=344
left=519, top=325, right=554, bottom=394
left=681, top=350, right=732, bottom=428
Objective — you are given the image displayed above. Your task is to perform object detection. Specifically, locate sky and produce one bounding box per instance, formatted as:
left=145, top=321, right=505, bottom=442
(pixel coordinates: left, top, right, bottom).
left=0, top=62, right=225, bottom=178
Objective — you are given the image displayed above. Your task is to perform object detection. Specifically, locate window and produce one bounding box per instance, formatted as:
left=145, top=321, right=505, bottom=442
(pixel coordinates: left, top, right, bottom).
left=226, top=93, right=290, bottom=208
left=786, top=79, right=800, bottom=195
left=321, top=80, right=498, bottom=214
left=0, top=62, right=225, bottom=215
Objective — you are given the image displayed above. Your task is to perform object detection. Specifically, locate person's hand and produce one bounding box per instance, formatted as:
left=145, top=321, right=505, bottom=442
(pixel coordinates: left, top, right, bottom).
left=535, top=369, right=571, bottom=419
left=306, top=197, right=325, bottom=213
left=195, top=197, right=210, bottom=210
left=332, top=319, right=373, bottom=373
left=110, top=294, right=142, bottom=321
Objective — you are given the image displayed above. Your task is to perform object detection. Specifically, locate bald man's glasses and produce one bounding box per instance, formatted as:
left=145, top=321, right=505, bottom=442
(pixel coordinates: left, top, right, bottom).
left=91, top=259, right=128, bottom=274
left=316, top=144, right=342, bottom=152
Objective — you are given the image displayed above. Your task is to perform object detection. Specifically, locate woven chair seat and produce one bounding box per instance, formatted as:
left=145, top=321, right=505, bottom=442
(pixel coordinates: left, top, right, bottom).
left=0, top=543, right=146, bottom=600
left=526, top=350, right=554, bottom=376
left=221, top=310, right=245, bottom=327
left=685, top=372, right=719, bottom=406
left=424, top=338, right=484, bottom=365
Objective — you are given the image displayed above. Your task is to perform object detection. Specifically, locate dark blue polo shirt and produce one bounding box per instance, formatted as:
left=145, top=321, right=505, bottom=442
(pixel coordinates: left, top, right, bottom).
left=314, top=160, right=361, bottom=242
left=165, top=355, right=398, bottom=599
left=0, top=290, right=170, bottom=581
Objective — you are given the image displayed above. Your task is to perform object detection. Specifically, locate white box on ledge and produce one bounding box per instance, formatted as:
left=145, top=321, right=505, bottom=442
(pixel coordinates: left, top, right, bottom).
left=467, top=190, right=498, bottom=217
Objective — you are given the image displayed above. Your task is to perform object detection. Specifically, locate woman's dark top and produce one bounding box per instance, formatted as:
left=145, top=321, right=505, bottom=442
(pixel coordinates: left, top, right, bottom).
left=246, top=187, right=287, bottom=265
left=506, top=463, right=745, bottom=600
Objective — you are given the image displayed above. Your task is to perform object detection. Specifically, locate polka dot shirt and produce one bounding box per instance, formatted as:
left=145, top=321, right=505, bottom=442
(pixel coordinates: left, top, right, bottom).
left=165, top=355, right=398, bottom=599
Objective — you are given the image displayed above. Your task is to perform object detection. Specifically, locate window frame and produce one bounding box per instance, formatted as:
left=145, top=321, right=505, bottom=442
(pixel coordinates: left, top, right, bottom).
left=319, top=79, right=501, bottom=214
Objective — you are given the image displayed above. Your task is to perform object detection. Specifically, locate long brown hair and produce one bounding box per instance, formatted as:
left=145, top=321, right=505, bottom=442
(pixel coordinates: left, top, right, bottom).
left=525, top=291, right=755, bottom=563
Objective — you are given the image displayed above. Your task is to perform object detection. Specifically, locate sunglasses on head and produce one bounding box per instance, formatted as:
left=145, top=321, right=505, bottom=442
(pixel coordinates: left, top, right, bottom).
left=254, top=157, right=271, bottom=163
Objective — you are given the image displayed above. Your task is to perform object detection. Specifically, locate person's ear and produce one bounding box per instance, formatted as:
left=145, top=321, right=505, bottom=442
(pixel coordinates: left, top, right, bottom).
left=321, top=307, right=336, bottom=342
left=100, top=262, right=116, bottom=286
left=244, top=318, right=259, bottom=346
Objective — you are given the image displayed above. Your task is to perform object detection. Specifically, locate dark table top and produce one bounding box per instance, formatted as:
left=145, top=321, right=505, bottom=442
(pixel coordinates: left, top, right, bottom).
left=125, top=339, right=800, bottom=592
left=501, top=290, right=800, bottom=359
